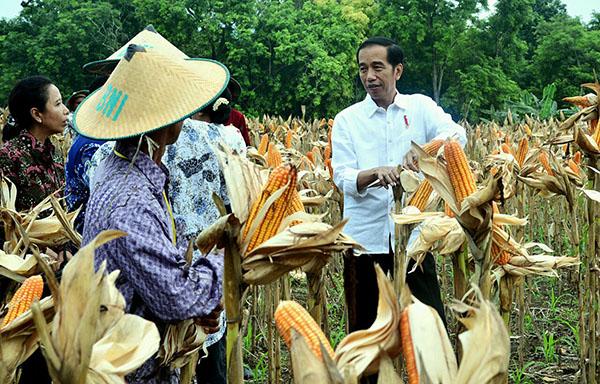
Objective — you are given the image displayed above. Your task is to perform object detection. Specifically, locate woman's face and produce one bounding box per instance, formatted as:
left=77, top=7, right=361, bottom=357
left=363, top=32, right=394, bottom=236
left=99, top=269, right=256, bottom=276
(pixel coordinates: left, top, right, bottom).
left=38, top=84, right=69, bottom=136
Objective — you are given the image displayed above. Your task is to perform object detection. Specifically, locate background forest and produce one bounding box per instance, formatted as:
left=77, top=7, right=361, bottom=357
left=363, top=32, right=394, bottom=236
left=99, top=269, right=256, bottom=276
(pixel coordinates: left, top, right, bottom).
left=0, top=0, right=599, bottom=122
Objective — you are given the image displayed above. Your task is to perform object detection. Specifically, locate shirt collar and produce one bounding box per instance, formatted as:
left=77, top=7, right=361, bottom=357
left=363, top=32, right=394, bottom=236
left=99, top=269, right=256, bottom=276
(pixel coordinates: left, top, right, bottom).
left=114, top=141, right=169, bottom=194
left=20, top=129, right=55, bottom=153
left=363, top=91, right=407, bottom=117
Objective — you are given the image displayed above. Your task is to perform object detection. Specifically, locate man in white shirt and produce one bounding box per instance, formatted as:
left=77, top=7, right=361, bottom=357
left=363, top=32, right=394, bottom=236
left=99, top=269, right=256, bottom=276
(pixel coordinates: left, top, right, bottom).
left=332, top=37, right=466, bottom=336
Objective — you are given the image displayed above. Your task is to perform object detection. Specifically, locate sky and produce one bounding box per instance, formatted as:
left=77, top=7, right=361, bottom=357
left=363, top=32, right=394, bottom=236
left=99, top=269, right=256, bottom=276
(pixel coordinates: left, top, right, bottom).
left=0, top=0, right=597, bottom=22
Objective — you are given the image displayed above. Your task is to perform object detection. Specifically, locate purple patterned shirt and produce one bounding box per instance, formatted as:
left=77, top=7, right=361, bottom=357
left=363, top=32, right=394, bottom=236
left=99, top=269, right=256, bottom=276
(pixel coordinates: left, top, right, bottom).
left=82, top=141, right=223, bottom=383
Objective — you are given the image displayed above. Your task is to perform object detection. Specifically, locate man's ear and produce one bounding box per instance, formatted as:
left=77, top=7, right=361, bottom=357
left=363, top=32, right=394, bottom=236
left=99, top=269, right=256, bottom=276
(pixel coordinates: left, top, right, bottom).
left=394, top=63, right=403, bottom=81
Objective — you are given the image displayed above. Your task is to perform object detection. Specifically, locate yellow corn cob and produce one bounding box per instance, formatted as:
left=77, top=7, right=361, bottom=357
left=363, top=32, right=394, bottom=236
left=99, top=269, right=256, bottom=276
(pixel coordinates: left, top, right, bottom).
left=294, top=122, right=299, bottom=132
left=491, top=242, right=510, bottom=265
left=475, top=128, right=480, bottom=141
left=574, top=151, right=582, bottom=165
left=2, top=275, right=44, bottom=328
left=568, top=160, right=580, bottom=176
left=259, top=123, right=265, bottom=132
left=299, top=156, right=314, bottom=171
left=444, top=201, right=454, bottom=218
left=501, top=143, right=514, bottom=156
left=285, top=130, right=293, bottom=149
left=539, top=152, right=554, bottom=176
left=245, top=165, right=297, bottom=254
left=515, top=138, right=529, bottom=167
left=423, top=139, right=444, bottom=156
left=267, top=143, right=283, bottom=168
left=524, top=124, right=532, bottom=136
left=408, top=181, right=434, bottom=212
left=324, top=146, right=331, bottom=162
left=306, top=151, right=315, bottom=165
left=286, top=189, right=305, bottom=226
left=400, top=308, right=419, bottom=384
left=444, top=141, right=476, bottom=205
left=258, top=134, right=269, bottom=155
left=274, top=125, right=282, bottom=137
left=274, top=301, right=334, bottom=361
left=593, top=122, right=600, bottom=145
left=319, top=118, right=327, bottom=127
left=328, top=118, right=334, bottom=127
left=562, top=143, right=569, bottom=155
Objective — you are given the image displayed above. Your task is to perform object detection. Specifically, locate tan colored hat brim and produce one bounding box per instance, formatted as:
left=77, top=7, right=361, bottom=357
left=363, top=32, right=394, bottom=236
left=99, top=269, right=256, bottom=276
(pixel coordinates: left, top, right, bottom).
left=74, top=47, right=228, bottom=140
left=83, top=25, right=188, bottom=74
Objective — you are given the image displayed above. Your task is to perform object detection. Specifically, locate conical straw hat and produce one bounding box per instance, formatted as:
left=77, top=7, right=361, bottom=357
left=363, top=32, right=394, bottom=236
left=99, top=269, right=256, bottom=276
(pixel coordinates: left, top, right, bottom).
left=83, top=25, right=188, bottom=75
left=73, top=44, right=229, bottom=140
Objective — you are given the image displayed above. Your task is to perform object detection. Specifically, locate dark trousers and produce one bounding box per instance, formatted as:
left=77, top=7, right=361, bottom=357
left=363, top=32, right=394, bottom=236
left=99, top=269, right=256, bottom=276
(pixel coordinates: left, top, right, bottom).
left=196, top=334, right=227, bottom=383
left=345, top=251, right=446, bottom=333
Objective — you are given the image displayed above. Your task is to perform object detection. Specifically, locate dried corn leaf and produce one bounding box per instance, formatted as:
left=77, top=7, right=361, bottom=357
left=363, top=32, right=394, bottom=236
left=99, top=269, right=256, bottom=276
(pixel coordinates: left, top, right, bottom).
left=289, top=328, right=343, bottom=384
left=376, top=352, right=402, bottom=384
left=498, top=255, right=579, bottom=277
left=334, top=264, right=401, bottom=378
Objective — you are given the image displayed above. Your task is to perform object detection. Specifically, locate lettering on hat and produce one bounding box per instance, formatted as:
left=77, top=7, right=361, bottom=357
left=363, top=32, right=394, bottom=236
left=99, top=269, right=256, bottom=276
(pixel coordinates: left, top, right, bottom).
left=96, top=84, right=129, bottom=122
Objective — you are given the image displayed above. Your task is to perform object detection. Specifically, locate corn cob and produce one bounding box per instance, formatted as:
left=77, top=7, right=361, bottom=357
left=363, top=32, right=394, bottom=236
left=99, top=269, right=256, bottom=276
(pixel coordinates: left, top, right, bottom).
left=475, top=128, right=480, bottom=141
left=562, top=144, right=569, bottom=155
left=400, top=308, right=419, bottom=384
left=422, top=139, right=443, bottom=156
left=1, top=275, right=44, bottom=328
left=524, top=124, right=532, bottom=136
left=258, top=134, right=269, bottom=155
left=285, top=130, right=293, bottom=149
left=491, top=242, right=510, bottom=265
left=328, top=118, right=334, bottom=127
left=324, top=146, right=331, bottom=162
left=444, top=201, right=454, bottom=218
left=408, top=181, right=434, bottom=212
left=568, top=160, right=580, bottom=176
left=326, top=159, right=336, bottom=188
left=274, top=301, right=334, bottom=361
left=491, top=202, right=510, bottom=265
left=312, top=147, right=322, bottom=164
left=491, top=149, right=499, bottom=155
left=319, top=118, right=327, bottom=127
left=515, top=138, right=529, bottom=167
left=274, top=125, right=282, bottom=137
left=444, top=141, right=476, bottom=205
left=293, top=122, right=299, bottom=133
left=244, top=165, right=297, bottom=253
left=306, top=151, right=315, bottom=165
left=539, top=152, right=554, bottom=176
left=299, top=156, right=314, bottom=171
left=267, top=143, right=283, bottom=168
left=286, top=188, right=305, bottom=226
left=259, top=123, right=265, bottom=132
left=574, top=151, right=582, bottom=165
left=501, top=143, right=514, bottom=156
left=593, top=122, right=600, bottom=146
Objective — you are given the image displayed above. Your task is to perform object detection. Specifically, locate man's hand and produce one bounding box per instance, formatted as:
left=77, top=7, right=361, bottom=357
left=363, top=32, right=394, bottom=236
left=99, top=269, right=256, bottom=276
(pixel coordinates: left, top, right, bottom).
left=193, top=300, right=223, bottom=334
left=402, top=150, right=419, bottom=172
left=44, top=248, right=73, bottom=272
left=373, top=166, right=401, bottom=189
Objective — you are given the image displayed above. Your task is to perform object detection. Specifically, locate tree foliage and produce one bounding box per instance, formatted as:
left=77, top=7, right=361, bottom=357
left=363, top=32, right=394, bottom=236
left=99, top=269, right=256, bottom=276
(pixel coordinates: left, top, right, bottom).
left=0, top=0, right=599, bottom=122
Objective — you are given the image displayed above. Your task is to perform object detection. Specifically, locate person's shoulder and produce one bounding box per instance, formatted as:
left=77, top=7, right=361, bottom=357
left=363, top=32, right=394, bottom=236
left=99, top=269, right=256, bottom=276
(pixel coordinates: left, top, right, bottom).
left=336, top=99, right=368, bottom=120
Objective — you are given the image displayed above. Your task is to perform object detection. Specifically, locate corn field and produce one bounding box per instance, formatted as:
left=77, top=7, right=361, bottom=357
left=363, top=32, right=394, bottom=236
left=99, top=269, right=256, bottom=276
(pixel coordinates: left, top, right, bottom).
left=0, top=78, right=599, bottom=384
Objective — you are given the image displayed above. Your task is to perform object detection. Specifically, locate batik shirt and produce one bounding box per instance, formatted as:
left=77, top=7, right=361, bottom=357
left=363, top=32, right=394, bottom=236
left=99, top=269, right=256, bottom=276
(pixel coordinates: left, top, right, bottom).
left=65, top=135, right=105, bottom=232
left=82, top=141, right=223, bottom=384
left=0, top=130, right=65, bottom=211
left=86, top=119, right=245, bottom=346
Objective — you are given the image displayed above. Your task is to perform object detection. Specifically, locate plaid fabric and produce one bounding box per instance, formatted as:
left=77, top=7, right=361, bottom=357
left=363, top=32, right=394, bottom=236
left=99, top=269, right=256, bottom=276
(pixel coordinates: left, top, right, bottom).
left=0, top=130, right=64, bottom=211
left=82, top=141, right=223, bottom=383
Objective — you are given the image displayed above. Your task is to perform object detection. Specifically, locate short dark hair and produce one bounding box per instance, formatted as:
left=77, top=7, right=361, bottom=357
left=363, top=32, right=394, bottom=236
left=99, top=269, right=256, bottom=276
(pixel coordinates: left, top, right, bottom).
left=3, top=76, right=54, bottom=141
left=357, top=37, right=404, bottom=67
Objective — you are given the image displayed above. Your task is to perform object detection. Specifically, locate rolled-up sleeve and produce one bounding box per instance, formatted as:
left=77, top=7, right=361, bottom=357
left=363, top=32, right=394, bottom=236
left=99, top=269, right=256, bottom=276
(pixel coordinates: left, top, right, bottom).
left=331, top=115, right=369, bottom=198
left=107, top=203, right=223, bottom=322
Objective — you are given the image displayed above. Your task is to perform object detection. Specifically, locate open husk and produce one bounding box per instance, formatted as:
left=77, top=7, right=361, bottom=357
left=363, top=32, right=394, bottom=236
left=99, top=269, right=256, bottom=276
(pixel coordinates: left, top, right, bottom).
left=31, top=230, right=160, bottom=384
left=334, top=264, right=401, bottom=379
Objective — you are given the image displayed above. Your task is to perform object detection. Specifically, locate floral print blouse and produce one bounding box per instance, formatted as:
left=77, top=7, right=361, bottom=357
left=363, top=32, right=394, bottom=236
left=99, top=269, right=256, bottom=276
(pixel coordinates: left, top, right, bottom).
left=0, top=130, right=65, bottom=211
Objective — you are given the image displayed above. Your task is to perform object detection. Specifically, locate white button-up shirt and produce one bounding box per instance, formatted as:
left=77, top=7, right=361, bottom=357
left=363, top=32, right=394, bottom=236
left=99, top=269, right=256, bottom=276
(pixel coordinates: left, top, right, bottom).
left=331, top=92, right=467, bottom=254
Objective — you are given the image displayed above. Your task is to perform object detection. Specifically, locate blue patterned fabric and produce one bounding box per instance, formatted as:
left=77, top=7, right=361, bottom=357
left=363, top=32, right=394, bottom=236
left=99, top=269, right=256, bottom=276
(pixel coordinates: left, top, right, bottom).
left=65, top=134, right=106, bottom=232
left=82, top=140, right=224, bottom=384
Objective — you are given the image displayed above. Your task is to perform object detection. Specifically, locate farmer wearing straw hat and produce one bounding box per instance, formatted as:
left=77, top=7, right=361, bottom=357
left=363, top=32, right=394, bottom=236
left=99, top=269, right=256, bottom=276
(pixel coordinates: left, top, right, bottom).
left=76, top=44, right=228, bottom=383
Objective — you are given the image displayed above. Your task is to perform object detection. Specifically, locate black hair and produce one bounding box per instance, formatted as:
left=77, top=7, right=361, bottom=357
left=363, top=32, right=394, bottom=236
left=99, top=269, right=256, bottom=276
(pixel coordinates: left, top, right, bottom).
left=202, top=88, right=232, bottom=125
left=89, top=75, right=109, bottom=93
left=2, top=76, right=54, bottom=142
left=356, top=37, right=404, bottom=67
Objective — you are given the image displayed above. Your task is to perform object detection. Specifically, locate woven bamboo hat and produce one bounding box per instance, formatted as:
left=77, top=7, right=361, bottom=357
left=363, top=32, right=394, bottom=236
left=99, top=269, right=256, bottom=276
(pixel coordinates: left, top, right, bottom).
left=73, top=44, right=229, bottom=140
left=83, top=25, right=187, bottom=75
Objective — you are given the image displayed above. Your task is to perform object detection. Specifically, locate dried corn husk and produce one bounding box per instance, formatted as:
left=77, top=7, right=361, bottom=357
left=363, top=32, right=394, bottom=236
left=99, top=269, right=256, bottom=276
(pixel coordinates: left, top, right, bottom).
left=334, top=264, right=401, bottom=379
left=452, top=286, right=510, bottom=384
left=289, top=328, right=344, bottom=384
left=242, top=219, right=363, bottom=285
left=157, top=318, right=207, bottom=370
left=31, top=230, right=160, bottom=384
left=0, top=296, right=54, bottom=383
